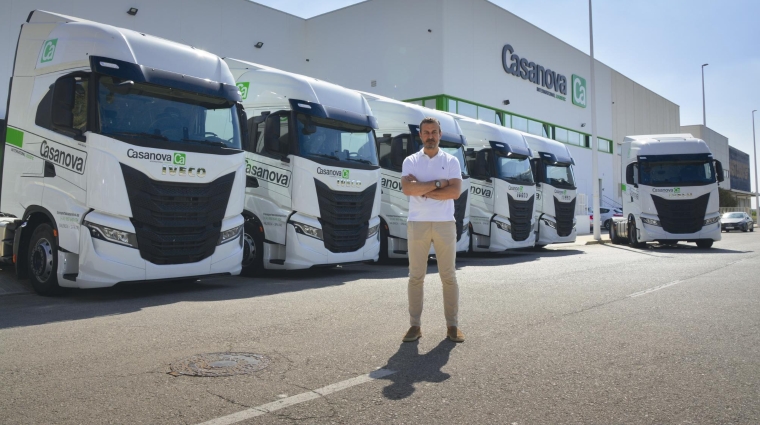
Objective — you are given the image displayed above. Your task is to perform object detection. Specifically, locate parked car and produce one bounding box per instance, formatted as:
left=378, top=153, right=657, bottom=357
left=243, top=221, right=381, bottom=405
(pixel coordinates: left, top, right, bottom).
left=589, top=207, right=620, bottom=229
left=720, top=212, right=754, bottom=232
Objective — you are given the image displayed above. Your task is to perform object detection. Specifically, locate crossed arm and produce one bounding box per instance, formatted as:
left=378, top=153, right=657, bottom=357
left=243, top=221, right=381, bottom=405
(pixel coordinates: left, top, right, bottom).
left=401, top=174, right=462, bottom=200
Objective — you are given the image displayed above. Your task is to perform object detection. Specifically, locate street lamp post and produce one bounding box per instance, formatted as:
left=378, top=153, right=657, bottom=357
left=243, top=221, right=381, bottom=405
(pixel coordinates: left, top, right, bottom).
left=753, top=110, right=758, bottom=223
left=589, top=0, right=601, bottom=240
left=702, top=63, right=709, bottom=126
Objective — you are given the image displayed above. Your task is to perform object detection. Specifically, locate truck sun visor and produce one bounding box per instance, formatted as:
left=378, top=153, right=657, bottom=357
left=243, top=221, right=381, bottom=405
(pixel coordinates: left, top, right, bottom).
left=89, top=56, right=241, bottom=103
left=289, top=99, right=377, bottom=129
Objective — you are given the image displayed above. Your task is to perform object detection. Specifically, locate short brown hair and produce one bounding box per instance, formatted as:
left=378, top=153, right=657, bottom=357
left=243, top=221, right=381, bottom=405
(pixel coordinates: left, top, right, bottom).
left=419, top=117, right=441, bottom=131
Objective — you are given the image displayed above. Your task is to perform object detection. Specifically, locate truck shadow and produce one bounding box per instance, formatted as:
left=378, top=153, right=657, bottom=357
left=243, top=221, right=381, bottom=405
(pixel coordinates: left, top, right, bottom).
left=0, top=263, right=412, bottom=330
left=605, top=243, right=750, bottom=254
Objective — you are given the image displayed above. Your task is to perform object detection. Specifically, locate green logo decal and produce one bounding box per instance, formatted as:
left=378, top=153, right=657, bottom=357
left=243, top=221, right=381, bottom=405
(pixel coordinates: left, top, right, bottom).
left=236, top=82, right=249, bottom=100
left=519, top=186, right=523, bottom=192
left=6, top=127, right=24, bottom=148
left=40, top=39, right=58, bottom=63
left=173, top=152, right=186, bottom=165
left=342, top=169, right=350, bottom=179
left=572, top=74, right=586, bottom=108
left=674, top=187, right=680, bottom=193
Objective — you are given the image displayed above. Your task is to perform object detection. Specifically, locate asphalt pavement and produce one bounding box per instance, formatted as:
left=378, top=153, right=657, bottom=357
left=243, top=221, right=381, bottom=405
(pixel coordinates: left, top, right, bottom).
left=1, top=231, right=758, bottom=424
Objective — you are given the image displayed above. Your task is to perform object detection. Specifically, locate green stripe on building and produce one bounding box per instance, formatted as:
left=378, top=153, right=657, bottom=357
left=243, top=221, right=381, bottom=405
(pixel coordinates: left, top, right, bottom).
left=6, top=127, right=23, bottom=148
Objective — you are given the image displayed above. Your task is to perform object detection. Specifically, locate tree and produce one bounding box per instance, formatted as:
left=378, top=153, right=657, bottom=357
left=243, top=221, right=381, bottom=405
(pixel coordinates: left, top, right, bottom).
left=718, top=188, right=738, bottom=207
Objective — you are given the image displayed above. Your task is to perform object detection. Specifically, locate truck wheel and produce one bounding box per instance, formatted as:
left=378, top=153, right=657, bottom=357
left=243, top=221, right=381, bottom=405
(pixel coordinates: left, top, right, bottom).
left=609, top=223, right=620, bottom=244
left=28, top=224, right=62, bottom=296
left=628, top=220, right=644, bottom=248
left=696, top=240, right=713, bottom=249
left=378, top=221, right=390, bottom=264
left=241, top=221, right=263, bottom=277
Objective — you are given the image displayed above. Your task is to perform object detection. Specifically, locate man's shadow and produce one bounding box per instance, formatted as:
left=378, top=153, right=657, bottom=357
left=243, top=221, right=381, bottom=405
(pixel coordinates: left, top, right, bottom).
left=378, top=339, right=457, bottom=400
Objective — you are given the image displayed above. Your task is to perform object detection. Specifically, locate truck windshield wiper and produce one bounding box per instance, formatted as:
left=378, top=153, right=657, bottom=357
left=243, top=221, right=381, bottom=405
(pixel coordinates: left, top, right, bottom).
left=345, top=157, right=374, bottom=165
left=107, top=131, right=168, bottom=141
left=309, top=153, right=342, bottom=161
left=182, top=138, right=227, bottom=148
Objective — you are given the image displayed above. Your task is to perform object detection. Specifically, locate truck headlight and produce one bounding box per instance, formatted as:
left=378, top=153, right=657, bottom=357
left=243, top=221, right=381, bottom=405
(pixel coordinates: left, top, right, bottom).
left=292, top=221, right=323, bottom=240
left=641, top=217, right=661, bottom=226
left=218, top=225, right=243, bottom=245
left=84, top=221, right=138, bottom=248
left=494, top=220, right=511, bottom=233
left=542, top=219, right=557, bottom=229
left=367, top=223, right=379, bottom=238
left=704, top=216, right=720, bottom=226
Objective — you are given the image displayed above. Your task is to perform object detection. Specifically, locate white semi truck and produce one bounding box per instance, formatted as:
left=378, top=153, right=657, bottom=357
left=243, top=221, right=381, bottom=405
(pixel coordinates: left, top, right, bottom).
left=523, top=134, right=578, bottom=247
left=450, top=115, right=536, bottom=252
left=609, top=134, right=724, bottom=249
left=224, top=59, right=381, bottom=273
left=360, top=92, right=470, bottom=261
left=0, top=11, right=247, bottom=295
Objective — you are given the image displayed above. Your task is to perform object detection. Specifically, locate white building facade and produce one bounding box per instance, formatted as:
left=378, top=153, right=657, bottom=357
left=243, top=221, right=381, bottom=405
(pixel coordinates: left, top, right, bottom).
left=1, top=0, right=681, bottom=208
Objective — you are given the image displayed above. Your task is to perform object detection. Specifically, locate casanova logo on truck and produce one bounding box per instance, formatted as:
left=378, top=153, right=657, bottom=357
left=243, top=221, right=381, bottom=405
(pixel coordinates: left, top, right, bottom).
left=40, top=140, right=86, bottom=174
left=246, top=160, right=291, bottom=188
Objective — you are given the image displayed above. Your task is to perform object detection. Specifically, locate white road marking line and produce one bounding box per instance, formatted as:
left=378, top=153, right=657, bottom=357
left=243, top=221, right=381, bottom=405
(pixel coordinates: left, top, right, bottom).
left=627, top=258, right=751, bottom=298
left=627, top=280, right=682, bottom=298
left=197, top=368, right=396, bottom=425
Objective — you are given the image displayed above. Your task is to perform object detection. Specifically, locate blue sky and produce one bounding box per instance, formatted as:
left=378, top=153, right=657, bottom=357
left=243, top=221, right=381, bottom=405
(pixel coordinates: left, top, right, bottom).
left=256, top=0, right=760, bottom=194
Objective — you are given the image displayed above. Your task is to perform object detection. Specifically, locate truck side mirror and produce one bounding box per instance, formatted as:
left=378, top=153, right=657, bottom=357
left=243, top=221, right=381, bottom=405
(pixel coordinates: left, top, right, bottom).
left=465, top=148, right=476, bottom=158
left=715, top=160, right=725, bottom=183
left=51, top=77, right=76, bottom=130
left=264, top=115, right=279, bottom=153
left=530, top=158, right=540, bottom=183
left=626, top=163, right=637, bottom=187
left=236, top=103, right=248, bottom=150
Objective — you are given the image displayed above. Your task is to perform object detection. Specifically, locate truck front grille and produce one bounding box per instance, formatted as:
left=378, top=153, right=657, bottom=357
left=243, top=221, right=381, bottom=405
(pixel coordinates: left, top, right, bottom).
left=314, top=180, right=377, bottom=253
left=651, top=193, right=710, bottom=234
left=121, top=164, right=235, bottom=265
left=508, top=194, right=534, bottom=242
left=453, top=191, right=468, bottom=242
left=553, top=197, right=576, bottom=237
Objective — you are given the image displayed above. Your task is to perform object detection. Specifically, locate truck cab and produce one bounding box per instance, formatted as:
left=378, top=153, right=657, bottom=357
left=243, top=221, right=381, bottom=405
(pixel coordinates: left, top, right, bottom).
left=610, top=134, right=723, bottom=249
left=361, top=92, right=470, bottom=261
left=451, top=115, right=536, bottom=252
left=523, top=134, right=578, bottom=247
left=0, top=11, right=247, bottom=295
left=224, top=59, right=381, bottom=272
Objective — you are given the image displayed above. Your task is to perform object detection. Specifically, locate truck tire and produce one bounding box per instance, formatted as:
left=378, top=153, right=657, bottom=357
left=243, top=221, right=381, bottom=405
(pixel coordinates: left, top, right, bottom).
left=241, top=221, right=263, bottom=277
left=696, top=240, right=713, bottom=249
left=28, top=224, right=62, bottom=296
left=609, top=223, right=621, bottom=244
left=628, top=220, right=645, bottom=248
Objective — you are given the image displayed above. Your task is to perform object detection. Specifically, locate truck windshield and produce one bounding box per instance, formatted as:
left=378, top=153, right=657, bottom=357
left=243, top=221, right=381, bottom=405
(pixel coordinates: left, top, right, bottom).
left=97, top=76, right=241, bottom=149
left=495, top=152, right=533, bottom=184
left=296, top=114, right=378, bottom=166
left=639, top=157, right=716, bottom=187
left=544, top=162, right=576, bottom=189
left=439, top=141, right=467, bottom=176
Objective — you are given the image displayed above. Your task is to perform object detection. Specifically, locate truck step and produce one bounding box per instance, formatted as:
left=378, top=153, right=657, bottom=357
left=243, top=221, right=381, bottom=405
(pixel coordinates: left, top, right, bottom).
left=62, top=273, right=77, bottom=281
left=392, top=250, right=407, bottom=254
left=269, top=259, right=285, bottom=265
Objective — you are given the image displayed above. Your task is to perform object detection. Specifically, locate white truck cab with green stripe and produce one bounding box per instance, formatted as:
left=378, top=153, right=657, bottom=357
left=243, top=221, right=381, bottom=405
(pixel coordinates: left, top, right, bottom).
left=0, top=11, right=247, bottom=295
left=609, top=134, right=724, bottom=249
left=224, top=59, right=381, bottom=273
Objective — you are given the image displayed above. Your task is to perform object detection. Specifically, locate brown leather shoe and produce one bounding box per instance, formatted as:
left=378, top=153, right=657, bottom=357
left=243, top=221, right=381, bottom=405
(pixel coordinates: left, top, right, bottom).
left=402, top=326, right=422, bottom=342
left=447, top=326, right=464, bottom=342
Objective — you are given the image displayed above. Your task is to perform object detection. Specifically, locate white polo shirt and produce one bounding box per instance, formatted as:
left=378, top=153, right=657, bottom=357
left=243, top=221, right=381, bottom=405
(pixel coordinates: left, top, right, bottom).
left=402, top=148, right=462, bottom=222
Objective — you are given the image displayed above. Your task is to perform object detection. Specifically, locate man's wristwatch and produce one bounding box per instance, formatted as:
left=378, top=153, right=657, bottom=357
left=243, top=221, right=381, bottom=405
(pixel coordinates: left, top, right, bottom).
left=435, top=180, right=442, bottom=188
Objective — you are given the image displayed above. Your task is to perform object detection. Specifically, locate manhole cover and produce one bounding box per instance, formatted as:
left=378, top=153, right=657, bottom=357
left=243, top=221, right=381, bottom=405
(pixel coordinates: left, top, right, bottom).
left=170, top=353, right=269, bottom=377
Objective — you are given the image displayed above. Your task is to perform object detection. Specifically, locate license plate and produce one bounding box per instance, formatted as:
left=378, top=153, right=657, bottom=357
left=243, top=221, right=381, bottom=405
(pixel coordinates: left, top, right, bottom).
left=725, top=226, right=734, bottom=229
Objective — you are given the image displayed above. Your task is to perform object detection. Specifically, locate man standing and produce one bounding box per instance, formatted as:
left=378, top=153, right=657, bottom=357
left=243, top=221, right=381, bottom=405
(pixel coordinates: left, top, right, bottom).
left=400, top=117, right=464, bottom=343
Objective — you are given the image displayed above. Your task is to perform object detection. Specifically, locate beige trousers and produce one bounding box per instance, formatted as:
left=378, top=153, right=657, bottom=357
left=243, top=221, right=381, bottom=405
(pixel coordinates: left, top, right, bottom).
left=407, top=221, right=459, bottom=327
